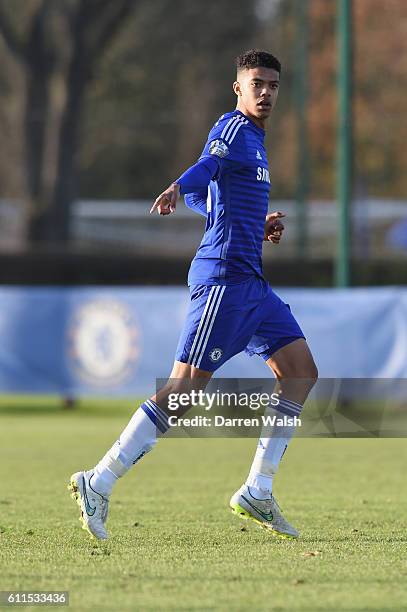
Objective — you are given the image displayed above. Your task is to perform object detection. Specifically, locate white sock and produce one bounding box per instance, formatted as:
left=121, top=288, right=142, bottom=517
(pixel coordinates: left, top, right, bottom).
left=245, top=397, right=303, bottom=497
left=91, top=399, right=170, bottom=496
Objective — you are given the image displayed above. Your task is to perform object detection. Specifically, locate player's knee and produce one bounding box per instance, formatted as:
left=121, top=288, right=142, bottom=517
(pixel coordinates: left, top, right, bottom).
left=296, top=361, right=318, bottom=389
left=304, top=362, right=318, bottom=396
left=279, top=360, right=318, bottom=382
left=276, top=358, right=318, bottom=400
left=164, top=371, right=209, bottom=396
left=304, top=360, right=318, bottom=384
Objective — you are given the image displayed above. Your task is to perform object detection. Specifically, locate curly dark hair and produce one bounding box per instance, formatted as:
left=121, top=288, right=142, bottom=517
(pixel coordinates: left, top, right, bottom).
left=236, top=49, right=281, bottom=74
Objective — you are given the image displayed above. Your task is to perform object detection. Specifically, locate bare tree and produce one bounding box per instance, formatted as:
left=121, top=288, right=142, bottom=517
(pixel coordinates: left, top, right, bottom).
left=0, top=0, right=137, bottom=242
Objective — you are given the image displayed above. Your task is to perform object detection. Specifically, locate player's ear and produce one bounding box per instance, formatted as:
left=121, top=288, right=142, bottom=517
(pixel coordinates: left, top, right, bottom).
left=233, top=80, right=242, bottom=96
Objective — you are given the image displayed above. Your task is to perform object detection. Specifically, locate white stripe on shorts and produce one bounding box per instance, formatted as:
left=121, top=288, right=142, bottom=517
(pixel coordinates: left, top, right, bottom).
left=194, top=286, right=226, bottom=368
left=188, top=286, right=226, bottom=368
left=187, top=286, right=219, bottom=365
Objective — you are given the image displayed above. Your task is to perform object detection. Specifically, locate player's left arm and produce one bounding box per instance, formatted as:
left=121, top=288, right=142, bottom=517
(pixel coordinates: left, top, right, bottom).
left=184, top=189, right=208, bottom=217
left=264, top=211, right=285, bottom=244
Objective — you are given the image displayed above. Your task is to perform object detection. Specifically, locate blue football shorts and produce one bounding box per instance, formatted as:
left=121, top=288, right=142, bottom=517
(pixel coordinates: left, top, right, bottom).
left=175, top=276, right=305, bottom=372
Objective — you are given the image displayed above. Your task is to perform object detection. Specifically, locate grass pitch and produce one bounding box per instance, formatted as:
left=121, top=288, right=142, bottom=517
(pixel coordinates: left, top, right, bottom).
left=0, top=397, right=407, bottom=611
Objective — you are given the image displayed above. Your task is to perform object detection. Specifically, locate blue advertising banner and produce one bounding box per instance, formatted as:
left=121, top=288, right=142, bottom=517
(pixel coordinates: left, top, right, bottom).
left=0, top=287, right=406, bottom=396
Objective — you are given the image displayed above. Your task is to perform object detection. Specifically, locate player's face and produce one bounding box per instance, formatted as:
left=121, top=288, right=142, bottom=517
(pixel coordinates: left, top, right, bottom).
left=234, top=67, right=280, bottom=127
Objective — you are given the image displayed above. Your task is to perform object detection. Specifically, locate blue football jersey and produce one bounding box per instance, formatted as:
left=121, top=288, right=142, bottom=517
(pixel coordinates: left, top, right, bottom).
left=188, top=110, right=271, bottom=286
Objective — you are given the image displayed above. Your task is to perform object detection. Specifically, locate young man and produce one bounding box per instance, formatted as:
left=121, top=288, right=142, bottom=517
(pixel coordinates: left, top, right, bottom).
left=69, top=50, right=318, bottom=540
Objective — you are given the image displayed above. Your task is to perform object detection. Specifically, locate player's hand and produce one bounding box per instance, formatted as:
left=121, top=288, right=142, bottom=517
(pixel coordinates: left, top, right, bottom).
left=150, top=182, right=180, bottom=215
left=264, top=211, right=285, bottom=243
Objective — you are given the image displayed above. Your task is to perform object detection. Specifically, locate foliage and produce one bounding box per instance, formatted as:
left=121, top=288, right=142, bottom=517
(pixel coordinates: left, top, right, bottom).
left=0, top=0, right=406, bottom=244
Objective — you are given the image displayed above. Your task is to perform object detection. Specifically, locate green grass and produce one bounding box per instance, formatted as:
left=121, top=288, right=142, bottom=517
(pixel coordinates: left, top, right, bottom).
left=1, top=398, right=407, bottom=611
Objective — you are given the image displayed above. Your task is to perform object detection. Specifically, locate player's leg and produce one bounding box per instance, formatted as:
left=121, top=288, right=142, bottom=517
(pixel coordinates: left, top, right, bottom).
left=231, top=287, right=317, bottom=538
left=68, top=282, right=229, bottom=539
left=89, top=279, right=259, bottom=507
left=232, top=339, right=317, bottom=539
left=68, top=279, right=265, bottom=539
left=69, top=361, right=213, bottom=539
left=266, top=337, right=318, bottom=403
left=245, top=338, right=317, bottom=494
left=91, top=359, right=212, bottom=496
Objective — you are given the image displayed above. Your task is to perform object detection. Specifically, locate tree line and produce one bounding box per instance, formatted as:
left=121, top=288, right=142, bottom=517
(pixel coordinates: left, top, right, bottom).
left=0, top=0, right=405, bottom=244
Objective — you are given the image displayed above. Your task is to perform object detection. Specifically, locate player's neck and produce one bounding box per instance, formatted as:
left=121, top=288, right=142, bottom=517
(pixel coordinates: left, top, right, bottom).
left=235, top=104, right=266, bottom=130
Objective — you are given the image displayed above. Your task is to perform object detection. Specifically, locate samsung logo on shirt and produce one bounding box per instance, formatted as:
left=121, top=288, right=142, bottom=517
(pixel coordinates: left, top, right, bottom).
left=256, top=167, right=270, bottom=183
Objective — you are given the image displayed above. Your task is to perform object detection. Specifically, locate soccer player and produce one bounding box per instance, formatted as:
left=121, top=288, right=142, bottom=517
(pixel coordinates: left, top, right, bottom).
left=69, top=50, right=318, bottom=540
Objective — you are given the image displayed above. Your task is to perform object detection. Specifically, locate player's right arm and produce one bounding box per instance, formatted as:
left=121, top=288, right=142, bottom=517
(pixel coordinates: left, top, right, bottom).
left=150, top=181, right=180, bottom=216
left=150, top=115, right=237, bottom=216
left=150, top=157, right=218, bottom=216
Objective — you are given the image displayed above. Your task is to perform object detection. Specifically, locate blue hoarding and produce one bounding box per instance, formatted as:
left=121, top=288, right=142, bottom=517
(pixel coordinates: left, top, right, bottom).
left=0, top=287, right=406, bottom=396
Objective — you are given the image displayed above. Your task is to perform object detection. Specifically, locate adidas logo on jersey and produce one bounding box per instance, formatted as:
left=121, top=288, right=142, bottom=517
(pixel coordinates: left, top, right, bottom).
left=256, top=150, right=262, bottom=160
